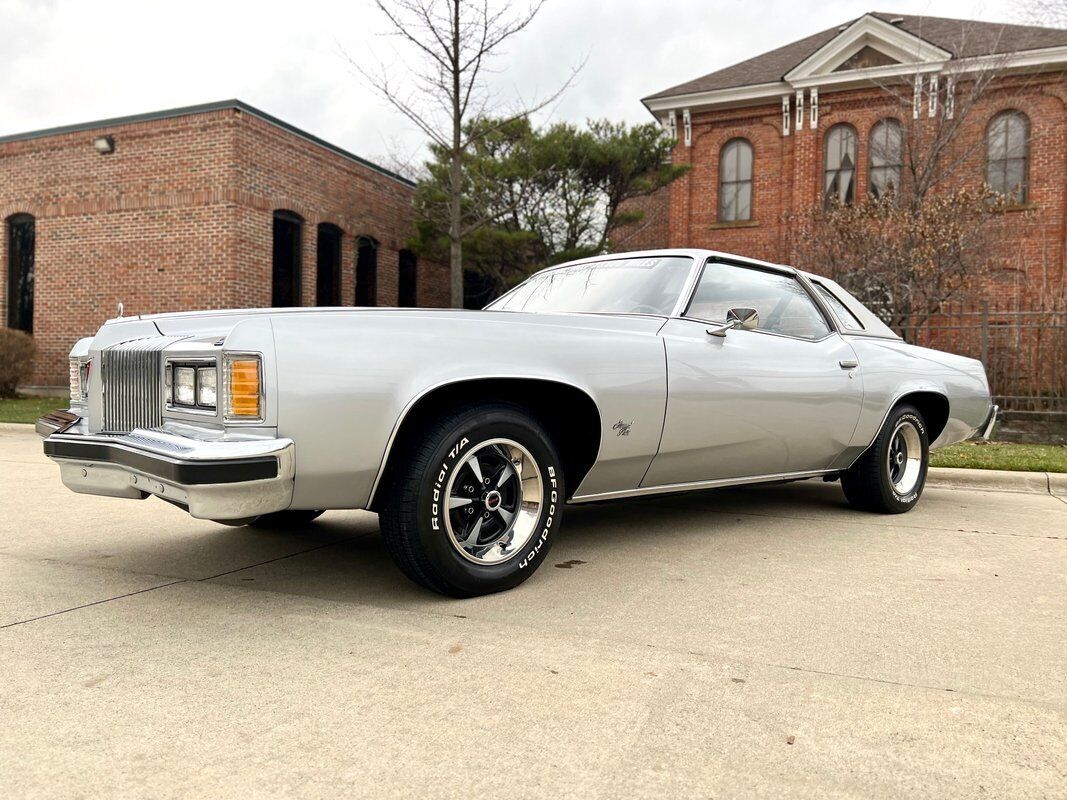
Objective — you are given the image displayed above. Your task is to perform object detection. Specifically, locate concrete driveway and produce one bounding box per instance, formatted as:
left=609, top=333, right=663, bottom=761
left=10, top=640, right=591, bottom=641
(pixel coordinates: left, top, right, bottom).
left=1, top=424, right=1065, bottom=799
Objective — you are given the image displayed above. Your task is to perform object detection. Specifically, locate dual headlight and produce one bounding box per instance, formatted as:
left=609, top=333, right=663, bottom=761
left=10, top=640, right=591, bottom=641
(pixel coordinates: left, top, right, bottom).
left=164, top=355, right=262, bottom=421
left=166, top=362, right=217, bottom=410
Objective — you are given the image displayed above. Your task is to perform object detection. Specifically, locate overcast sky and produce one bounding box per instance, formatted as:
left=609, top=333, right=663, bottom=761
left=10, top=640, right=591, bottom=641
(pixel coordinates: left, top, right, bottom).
left=0, top=0, right=1025, bottom=169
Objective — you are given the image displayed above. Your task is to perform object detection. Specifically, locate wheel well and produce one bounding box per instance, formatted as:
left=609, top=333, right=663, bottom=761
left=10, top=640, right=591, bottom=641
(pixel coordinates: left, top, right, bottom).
left=896, top=391, right=950, bottom=442
left=369, top=378, right=602, bottom=510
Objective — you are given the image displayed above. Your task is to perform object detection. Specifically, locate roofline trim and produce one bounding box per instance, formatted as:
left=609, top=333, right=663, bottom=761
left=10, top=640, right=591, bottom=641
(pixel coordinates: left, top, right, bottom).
left=642, top=43, right=1067, bottom=115
left=0, top=99, right=416, bottom=188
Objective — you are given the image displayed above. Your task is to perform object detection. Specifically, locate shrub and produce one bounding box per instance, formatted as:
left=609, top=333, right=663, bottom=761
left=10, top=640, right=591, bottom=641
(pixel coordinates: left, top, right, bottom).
left=0, top=329, right=36, bottom=398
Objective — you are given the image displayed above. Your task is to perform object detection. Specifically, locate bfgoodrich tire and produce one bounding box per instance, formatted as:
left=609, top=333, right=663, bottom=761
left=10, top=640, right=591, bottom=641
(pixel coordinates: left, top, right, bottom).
left=841, top=404, right=929, bottom=514
left=379, top=403, right=563, bottom=597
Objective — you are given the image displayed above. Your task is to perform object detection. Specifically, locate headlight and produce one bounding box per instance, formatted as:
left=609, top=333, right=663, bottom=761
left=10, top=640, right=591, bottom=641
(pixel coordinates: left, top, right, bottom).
left=165, top=360, right=218, bottom=411
left=174, top=367, right=197, bottom=406
left=198, top=368, right=217, bottom=407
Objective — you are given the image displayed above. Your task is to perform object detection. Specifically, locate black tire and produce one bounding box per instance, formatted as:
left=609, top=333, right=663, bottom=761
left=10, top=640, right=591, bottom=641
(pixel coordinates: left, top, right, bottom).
left=841, top=404, right=929, bottom=514
left=248, top=509, right=325, bottom=529
left=379, top=402, right=563, bottom=598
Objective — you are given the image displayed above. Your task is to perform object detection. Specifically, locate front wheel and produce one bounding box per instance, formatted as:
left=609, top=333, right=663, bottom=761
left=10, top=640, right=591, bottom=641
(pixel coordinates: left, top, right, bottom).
left=379, top=403, right=563, bottom=597
left=841, top=404, right=929, bottom=514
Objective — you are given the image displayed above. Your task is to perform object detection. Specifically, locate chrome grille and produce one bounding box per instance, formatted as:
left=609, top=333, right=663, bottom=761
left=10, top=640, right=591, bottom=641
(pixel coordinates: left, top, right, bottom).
left=101, top=337, right=181, bottom=433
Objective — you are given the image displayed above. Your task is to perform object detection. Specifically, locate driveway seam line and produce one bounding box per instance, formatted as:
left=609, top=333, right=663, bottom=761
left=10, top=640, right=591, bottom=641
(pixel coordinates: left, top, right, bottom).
left=0, top=537, right=363, bottom=630
left=0, top=580, right=187, bottom=630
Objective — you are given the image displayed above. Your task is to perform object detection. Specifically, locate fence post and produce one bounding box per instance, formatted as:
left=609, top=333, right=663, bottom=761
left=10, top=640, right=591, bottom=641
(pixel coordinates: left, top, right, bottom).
left=980, top=300, right=989, bottom=367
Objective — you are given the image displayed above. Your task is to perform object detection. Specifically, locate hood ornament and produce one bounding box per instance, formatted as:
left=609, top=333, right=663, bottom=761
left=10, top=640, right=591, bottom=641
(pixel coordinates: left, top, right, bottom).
left=116, top=301, right=124, bottom=318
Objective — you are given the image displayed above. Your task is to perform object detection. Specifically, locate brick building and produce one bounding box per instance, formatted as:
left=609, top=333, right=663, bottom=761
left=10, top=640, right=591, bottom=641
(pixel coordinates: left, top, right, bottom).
left=0, top=100, right=448, bottom=387
left=624, top=13, right=1067, bottom=305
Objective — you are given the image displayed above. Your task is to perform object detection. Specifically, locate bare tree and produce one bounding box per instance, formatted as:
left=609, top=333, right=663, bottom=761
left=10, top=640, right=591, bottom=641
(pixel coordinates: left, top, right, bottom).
left=352, top=0, right=580, bottom=307
left=1021, top=0, right=1067, bottom=28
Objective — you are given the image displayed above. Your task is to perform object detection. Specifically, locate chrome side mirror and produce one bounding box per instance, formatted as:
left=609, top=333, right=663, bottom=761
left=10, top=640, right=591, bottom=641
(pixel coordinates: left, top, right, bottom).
left=707, top=307, right=759, bottom=337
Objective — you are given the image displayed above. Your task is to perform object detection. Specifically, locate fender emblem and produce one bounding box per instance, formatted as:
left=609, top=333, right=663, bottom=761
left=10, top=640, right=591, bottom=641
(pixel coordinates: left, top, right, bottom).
left=613, top=420, right=634, bottom=437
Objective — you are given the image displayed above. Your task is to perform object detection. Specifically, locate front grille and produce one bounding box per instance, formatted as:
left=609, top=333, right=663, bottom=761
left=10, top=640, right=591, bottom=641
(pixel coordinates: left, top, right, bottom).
left=101, top=337, right=181, bottom=433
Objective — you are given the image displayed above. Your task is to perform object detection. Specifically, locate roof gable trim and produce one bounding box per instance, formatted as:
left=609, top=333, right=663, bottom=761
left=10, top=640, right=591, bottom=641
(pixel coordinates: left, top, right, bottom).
left=784, top=14, right=951, bottom=81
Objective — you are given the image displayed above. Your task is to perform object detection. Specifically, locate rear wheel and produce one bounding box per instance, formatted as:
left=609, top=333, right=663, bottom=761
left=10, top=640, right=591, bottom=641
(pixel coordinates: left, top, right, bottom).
left=841, top=404, right=928, bottom=514
left=379, top=403, right=563, bottom=597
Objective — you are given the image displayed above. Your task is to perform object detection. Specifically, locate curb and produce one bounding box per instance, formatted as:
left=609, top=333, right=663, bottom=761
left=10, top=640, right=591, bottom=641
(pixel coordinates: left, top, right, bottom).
left=926, top=467, right=1063, bottom=497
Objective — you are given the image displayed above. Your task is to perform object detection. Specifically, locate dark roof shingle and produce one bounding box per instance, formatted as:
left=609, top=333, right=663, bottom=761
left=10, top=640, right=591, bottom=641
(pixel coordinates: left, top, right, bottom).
left=644, top=12, right=1067, bottom=101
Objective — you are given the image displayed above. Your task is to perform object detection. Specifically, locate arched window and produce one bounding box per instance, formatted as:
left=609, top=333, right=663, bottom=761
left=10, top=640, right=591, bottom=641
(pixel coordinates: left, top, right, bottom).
left=272, top=210, right=303, bottom=307
left=823, top=124, right=857, bottom=208
left=869, top=119, right=903, bottom=200
left=718, top=138, right=753, bottom=222
left=316, top=223, right=342, bottom=306
left=355, top=236, right=378, bottom=306
left=398, top=249, right=418, bottom=307
left=986, top=110, right=1030, bottom=204
left=6, top=214, right=35, bottom=333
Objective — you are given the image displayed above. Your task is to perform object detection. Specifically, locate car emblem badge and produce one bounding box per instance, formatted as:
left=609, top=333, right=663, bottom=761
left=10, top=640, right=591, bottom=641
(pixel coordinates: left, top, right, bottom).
left=613, top=420, right=634, bottom=437
left=484, top=490, right=502, bottom=510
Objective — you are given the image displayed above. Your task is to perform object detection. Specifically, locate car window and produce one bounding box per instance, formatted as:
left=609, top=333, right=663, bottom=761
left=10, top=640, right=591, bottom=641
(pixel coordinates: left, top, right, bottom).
left=686, top=262, right=831, bottom=340
left=488, top=256, right=693, bottom=315
left=814, top=283, right=865, bottom=332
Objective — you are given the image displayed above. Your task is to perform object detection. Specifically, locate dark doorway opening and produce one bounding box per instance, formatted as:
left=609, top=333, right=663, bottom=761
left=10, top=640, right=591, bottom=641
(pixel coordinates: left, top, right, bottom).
left=272, top=210, right=303, bottom=307
left=6, top=214, right=35, bottom=333
left=316, top=224, right=343, bottom=306
left=398, top=249, right=418, bottom=307
left=355, top=236, right=378, bottom=306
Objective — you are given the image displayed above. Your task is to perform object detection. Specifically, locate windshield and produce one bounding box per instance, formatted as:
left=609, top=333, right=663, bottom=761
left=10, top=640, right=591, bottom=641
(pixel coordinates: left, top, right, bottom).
left=487, top=256, right=693, bottom=315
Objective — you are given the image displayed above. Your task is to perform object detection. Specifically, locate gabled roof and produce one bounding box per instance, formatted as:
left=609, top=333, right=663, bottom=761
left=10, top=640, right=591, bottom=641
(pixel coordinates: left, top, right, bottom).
left=0, top=99, right=415, bottom=187
left=644, top=12, right=1067, bottom=103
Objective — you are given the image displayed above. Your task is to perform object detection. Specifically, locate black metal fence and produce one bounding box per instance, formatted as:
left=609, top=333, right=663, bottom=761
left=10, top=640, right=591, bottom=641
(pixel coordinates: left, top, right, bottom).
left=904, top=302, right=1067, bottom=419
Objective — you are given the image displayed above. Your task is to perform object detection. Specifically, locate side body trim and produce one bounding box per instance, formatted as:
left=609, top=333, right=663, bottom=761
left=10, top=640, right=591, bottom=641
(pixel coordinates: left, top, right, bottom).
left=569, top=469, right=833, bottom=503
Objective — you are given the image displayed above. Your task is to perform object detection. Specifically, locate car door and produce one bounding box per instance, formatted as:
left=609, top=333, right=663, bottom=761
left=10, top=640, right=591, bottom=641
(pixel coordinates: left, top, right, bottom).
left=642, top=260, right=864, bottom=487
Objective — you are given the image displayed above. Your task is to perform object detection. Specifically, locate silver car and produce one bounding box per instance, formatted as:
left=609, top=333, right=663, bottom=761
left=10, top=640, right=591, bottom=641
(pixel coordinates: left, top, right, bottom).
left=38, top=249, right=996, bottom=596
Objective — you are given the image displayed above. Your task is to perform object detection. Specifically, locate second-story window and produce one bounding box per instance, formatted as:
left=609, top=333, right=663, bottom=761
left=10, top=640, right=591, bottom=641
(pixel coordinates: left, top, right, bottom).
left=869, top=119, right=903, bottom=200
left=986, top=110, right=1030, bottom=205
left=718, top=138, right=753, bottom=222
left=824, top=124, right=857, bottom=208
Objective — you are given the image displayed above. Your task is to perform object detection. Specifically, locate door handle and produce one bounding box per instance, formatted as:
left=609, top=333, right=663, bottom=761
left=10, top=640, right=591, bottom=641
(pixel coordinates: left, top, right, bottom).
left=839, top=359, right=859, bottom=370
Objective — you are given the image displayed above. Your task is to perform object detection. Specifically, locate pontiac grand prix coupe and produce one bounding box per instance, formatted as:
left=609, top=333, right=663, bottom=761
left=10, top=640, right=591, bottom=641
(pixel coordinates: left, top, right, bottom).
left=38, top=249, right=997, bottom=597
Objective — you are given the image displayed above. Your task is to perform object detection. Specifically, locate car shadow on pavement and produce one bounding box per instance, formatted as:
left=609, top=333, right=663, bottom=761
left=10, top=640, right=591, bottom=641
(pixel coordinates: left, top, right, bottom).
left=187, top=479, right=853, bottom=607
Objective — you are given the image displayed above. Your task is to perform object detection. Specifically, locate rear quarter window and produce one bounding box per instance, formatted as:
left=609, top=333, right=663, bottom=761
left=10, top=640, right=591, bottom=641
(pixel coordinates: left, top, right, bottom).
left=814, top=284, right=865, bottom=332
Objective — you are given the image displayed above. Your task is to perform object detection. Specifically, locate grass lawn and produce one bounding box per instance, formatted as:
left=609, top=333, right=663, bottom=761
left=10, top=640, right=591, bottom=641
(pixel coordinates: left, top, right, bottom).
left=0, top=396, right=62, bottom=424
left=931, top=441, right=1067, bottom=473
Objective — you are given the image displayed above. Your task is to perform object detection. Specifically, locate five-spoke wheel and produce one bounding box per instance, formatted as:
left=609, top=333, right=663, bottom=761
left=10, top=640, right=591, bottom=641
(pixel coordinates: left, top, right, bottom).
left=842, top=403, right=929, bottom=514
left=444, top=439, right=542, bottom=565
left=379, top=403, right=563, bottom=597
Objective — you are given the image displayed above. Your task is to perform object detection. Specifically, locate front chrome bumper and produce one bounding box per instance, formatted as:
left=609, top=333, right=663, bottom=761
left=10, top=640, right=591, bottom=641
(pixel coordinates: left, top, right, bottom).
left=38, top=414, right=295, bottom=521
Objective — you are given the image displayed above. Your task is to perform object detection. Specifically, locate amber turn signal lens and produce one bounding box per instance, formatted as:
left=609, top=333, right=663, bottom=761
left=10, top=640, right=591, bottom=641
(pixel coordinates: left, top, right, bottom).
left=227, top=358, right=261, bottom=418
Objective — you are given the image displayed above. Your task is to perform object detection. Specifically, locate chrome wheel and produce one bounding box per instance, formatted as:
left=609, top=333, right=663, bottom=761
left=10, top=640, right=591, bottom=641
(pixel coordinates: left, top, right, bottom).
left=443, top=438, right=543, bottom=565
left=887, top=420, right=922, bottom=495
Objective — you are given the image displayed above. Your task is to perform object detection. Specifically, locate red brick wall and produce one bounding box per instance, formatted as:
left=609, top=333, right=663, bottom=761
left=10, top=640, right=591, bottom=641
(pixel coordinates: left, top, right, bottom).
left=0, top=106, right=448, bottom=386
left=615, top=74, right=1067, bottom=309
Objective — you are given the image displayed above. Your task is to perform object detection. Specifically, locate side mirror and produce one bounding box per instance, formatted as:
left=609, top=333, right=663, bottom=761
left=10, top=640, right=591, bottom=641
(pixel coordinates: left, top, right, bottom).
left=707, top=307, right=759, bottom=337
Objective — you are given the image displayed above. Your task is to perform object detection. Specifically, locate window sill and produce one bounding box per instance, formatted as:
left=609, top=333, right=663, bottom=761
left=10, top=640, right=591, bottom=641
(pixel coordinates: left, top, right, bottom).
left=709, top=220, right=759, bottom=230
left=995, top=203, right=1038, bottom=213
